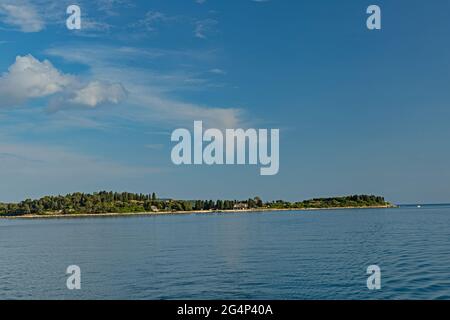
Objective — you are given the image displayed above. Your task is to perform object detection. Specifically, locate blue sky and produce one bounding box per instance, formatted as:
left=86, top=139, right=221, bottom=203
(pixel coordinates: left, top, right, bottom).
left=0, top=0, right=450, bottom=203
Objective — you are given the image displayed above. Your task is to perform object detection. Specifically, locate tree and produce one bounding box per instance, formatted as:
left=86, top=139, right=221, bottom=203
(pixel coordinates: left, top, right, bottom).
left=254, top=197, right=263, bottom=207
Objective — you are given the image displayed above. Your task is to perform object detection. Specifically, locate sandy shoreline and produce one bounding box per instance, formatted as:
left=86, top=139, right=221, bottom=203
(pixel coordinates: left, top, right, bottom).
left=0, top=205, right=395, bottom=220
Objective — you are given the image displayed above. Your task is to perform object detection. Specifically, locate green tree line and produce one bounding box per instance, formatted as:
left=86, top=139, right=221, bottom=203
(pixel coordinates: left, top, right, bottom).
left=0, top=192, right=389, bottom=217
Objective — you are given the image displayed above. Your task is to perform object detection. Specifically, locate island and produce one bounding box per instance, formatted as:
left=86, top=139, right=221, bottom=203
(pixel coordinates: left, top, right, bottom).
left=0, top=192, right=394, bottom=218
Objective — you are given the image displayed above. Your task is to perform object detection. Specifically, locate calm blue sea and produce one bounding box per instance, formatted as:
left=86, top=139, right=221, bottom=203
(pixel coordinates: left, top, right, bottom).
left=1, top=205, right=450, bottom=300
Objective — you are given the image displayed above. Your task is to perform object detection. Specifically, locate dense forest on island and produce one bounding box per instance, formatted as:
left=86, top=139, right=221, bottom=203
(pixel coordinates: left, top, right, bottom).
left=0, top=192, right=391, bottom=217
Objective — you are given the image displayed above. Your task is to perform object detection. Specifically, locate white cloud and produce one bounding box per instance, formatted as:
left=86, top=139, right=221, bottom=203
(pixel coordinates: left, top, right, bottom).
left=0, top=55, right=72, bottom=105
left=69, top=81, right=127, bottom=107
left=0, top=54, right=127, bottom=109
left=0, top=1, right=44, bottom=32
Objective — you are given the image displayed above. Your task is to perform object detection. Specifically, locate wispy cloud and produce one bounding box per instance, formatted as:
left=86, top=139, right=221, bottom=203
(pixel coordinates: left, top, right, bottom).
left=96, top=0, right=135, bottom=16
left=0, top=0, right=131, bottom=36
left=195, top=18, right=218, bottom=39
left=131, top=10, right=179, bottom=32
left=209, top=68, right=227, bottom=75
left=46, top=45, right=245, bottom=128
left=0, top=1, right=44, bottom=32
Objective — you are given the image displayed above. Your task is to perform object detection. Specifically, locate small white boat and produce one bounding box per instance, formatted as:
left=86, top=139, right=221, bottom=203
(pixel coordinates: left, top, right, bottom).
left=417, top=205, right=421, bottom=208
